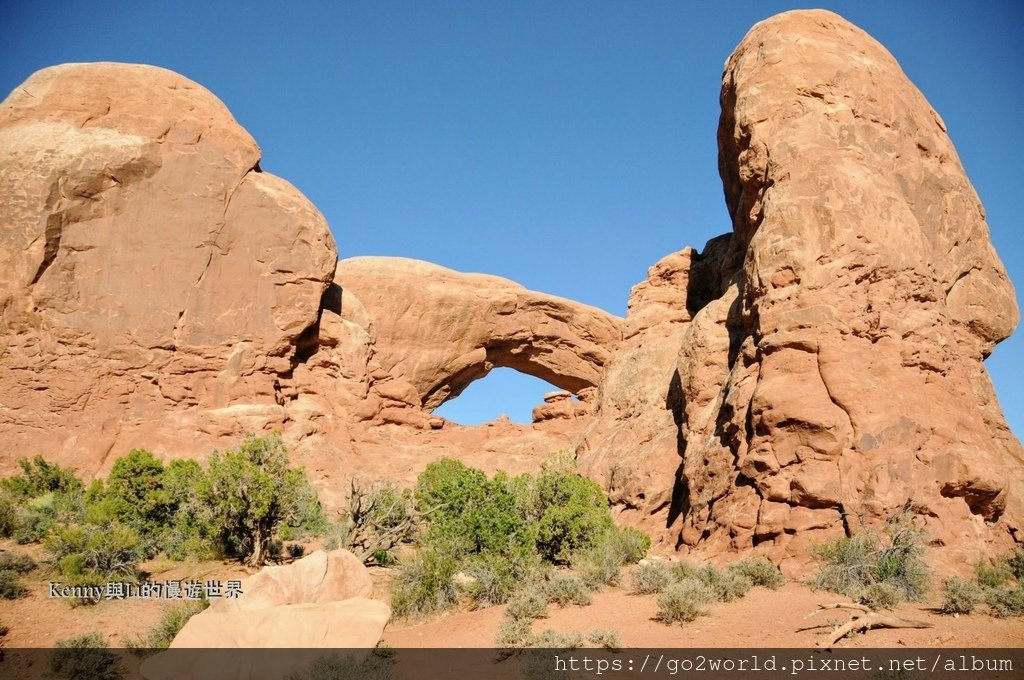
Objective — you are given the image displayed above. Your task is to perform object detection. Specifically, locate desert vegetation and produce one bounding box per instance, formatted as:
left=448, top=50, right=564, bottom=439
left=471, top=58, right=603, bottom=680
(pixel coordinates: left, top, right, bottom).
left=807, top=512, right=1024, bottom=620
left=811, top=512, right=930, bottom=606
left=639, top=557, right=785, bottom=625
left=0, top=434, right=325, bottom=604
left=50, top=632, right=121, bottom=680
left=125, top=599, right=211, bottom=650
left=940, top=547, right=1024, bottom=617
left=387, top=454, right=649, bottom=621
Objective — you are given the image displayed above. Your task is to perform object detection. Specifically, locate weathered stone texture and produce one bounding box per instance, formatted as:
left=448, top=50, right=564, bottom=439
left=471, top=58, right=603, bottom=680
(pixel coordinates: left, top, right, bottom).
left=0, top=63, right=336, bottom=470
left=660, top=10, right=1021, bottom=563
left=2, top=10, right=1022, bottom=571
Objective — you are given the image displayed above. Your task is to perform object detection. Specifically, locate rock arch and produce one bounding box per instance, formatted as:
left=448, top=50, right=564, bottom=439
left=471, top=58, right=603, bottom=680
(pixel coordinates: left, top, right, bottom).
left=333, top=257, right=624, bottom=412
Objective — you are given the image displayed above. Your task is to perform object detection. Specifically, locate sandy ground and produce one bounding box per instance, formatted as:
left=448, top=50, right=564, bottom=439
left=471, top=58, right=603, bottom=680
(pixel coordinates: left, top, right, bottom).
left=0, top=540, right=251, bottom=648
left=382, top=579, right=1024, bottom=649
left=3, top=540, right=1022, bottom=650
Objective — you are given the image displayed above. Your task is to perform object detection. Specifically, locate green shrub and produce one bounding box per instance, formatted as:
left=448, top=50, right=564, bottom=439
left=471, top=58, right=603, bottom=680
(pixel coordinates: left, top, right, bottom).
left=587, top=628, right=623, bottom=651
left=984, top=585, right=1024, bottom=618
left=533, top=469, right=614, bottom=564
left=199, top=433, right=324, bottom=566
left=396, top=457, right=637, bottom=619
left=1005, top=547, right=1024, bottom=581
left=96, top=449, right=170, bottom=534
left=13, top=506, right=53, bottom=544
left=669, top=560, right=697, bottom=582
left=573, top=526, right=652, bottom=590
left=573, top=539, right=623, bottom=590
left=812, top=532, right=876, bottom=596
left=46, top=523, right=144, bottom=579
left=940, top=577, right=984, bottom=615
left=59, top=553, right=86, bottom=577
left=631, top=561, right=674, bottom=594
left=856, top=582, right=901, bottom=610
left=11, top=489, right=85, bottom=544
left=869, top=514, right=930, bottom=601
left=812, top=513, right=929, bottom=603
left=50, top=632, right=121, bottom=680
left=613, top=527, right=650, bottom=564
left=657, top=579, right=714, bottom=624
left=415, top=460, right=534, bottom=560
left=0, top=569, right=28, bottom=599
left=125, top=599, right=209, bottom=650
left=0, top=551, right=37, bottom=573
left=155, top=459, right=218, bottom=560
left=506, top=588, right=549, bottom=620
left=463, top=551, right=539, bottom=607
left=544, top=573, right=592, bottom=607
left=390, top=548, right=459, bottom=619
left=975, top=556, right=1014, bottom=589
left=0, top=494, right=15, bottom=537
left=728, top=557, right=785, bottom=589
left=285, top=651, right=395, bottom=680
left=3, top=456, right=82, bottom=500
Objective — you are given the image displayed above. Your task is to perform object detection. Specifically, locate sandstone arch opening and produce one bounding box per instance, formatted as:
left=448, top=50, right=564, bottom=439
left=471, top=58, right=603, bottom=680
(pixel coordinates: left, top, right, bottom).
left=432, top=367, right=579, bottom=425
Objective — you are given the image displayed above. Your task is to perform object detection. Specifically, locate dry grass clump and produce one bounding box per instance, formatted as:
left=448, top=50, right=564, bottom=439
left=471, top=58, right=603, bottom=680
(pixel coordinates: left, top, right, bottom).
left=813, top=513, right=930, bottom=605
left=586, top=628, right=623, bottom=651
left=656, top=579, right=715, bottom=624
left=939, top=548, right=1024, bottom=618
left=940, top=576, right=983, bottom=615
left=630, top=561, right=673, bottom=594
left=543, top=573, right=592, bottom=607
left=728, top=557, right=785, bottom=589
left=649, top=556, right=785, bottom=626
left=505, top=587, right=549, bottom=620
left=125, top=599, right=209, bottom=650
left=50, top=632, right=121, bottom=680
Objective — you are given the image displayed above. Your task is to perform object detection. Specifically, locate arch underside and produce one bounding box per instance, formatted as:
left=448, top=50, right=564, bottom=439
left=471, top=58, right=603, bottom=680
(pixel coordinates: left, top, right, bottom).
left=422, top=342, right=598, bottom=411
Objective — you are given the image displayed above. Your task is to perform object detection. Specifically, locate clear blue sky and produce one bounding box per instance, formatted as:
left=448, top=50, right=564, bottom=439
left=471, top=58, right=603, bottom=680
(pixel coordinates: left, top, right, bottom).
left=2, top=1, right=1020, bottom=434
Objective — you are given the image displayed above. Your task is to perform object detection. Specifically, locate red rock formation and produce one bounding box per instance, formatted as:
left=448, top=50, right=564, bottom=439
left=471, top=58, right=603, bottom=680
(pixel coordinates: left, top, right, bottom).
left=581, top=10, right=1023, bottom=566
left=332, top=256, right=623, bottom=422
left=0, top=63, right=337, bottom=470
left=1, top=10, right=1021, bottom=570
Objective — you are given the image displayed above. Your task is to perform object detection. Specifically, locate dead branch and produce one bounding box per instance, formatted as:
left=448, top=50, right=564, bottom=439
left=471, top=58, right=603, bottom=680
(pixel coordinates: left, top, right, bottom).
left=337, top=478, right=442, bottom=565
left=808, top=603, right=933, bottom=649
left=805, top=602, right=872, bottom=619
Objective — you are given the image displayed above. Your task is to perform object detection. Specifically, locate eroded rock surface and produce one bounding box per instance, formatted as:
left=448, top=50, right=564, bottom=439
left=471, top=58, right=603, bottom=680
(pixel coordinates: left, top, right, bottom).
left=0, top=63, right=336, bottom=471
left=578, top=241, right=740, bottom=546
left=2, top=10, right=1022, bottom=572
left=332, top=256, right=623, bottom=426
left=581, top=9, right=1023, bottom=564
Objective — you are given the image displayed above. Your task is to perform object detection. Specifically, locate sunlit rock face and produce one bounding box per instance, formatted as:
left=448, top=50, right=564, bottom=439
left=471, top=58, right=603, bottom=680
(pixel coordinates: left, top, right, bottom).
left=0, top=63, right=337, bottom=468
left=581, top=9, right=1022, bottom=566
left=2, top=10, right=1021, bottom=569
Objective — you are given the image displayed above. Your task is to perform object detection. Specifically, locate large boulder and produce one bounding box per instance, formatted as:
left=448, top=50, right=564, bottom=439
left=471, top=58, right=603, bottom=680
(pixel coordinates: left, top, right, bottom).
left=210, top=549, right=373, bottom=612
left=0, top=63, right=337, bottom=472
left=140, top=550, right=389, bottom=679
